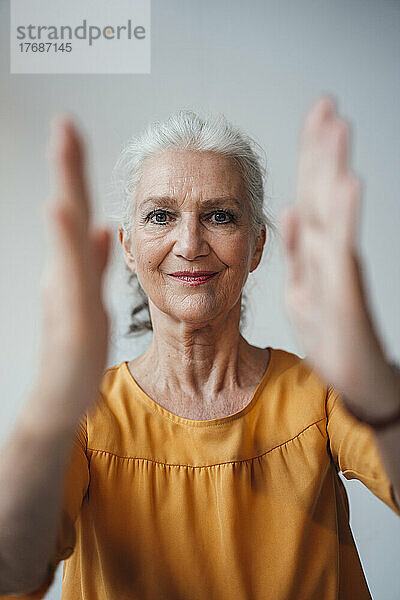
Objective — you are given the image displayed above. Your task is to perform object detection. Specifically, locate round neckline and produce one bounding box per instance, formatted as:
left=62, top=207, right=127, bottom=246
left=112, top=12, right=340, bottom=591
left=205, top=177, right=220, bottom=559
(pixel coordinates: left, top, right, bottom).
left=121, top=346, right=274, bottom=428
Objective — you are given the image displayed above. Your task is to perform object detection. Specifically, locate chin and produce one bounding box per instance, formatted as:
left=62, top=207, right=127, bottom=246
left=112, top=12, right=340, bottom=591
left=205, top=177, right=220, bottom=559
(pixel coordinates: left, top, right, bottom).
left=164, top=294, right=227, bottom=325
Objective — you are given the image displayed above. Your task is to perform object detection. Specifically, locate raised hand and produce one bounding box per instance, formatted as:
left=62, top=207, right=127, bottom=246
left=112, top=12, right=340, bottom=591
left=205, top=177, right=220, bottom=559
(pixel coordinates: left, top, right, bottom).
left=34, top=117, right=111, bottom=428
left=280, top=96, right=389, bottom=405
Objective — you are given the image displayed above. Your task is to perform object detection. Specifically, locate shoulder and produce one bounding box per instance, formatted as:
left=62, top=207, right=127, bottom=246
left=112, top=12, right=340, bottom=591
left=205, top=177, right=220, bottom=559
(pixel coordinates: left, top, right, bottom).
left=269, top=346, right=309, bottom=376
left=267, top=347, right=329, bottom=409
left=85, top=361, right=128, bottom=420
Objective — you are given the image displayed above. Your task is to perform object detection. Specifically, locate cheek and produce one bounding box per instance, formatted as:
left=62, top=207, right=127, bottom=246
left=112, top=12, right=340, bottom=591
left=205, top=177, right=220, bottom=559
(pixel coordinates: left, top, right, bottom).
left=220, top=235, right=253, bottom=270
left=133, top=236, right=165, bottom=272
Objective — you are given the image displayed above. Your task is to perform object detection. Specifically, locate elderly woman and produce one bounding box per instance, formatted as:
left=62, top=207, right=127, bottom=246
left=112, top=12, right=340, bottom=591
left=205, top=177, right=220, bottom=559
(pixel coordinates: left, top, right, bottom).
left=0, top=97, right=399, bottom=600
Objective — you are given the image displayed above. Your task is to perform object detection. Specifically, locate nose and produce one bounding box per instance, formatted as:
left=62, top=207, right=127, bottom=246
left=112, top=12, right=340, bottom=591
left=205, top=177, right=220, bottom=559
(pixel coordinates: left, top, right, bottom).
left=172, top=215, right=210, bottom=260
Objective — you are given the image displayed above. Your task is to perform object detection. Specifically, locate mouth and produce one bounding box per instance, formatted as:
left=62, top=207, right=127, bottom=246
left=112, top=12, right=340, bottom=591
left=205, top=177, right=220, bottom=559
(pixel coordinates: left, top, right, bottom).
left=167, top=271, right=219, bottom=286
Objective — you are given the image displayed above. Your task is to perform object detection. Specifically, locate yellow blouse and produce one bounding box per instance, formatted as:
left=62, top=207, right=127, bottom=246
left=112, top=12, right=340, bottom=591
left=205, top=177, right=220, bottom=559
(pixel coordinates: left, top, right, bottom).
left=4, top=347, right=400, bottom=599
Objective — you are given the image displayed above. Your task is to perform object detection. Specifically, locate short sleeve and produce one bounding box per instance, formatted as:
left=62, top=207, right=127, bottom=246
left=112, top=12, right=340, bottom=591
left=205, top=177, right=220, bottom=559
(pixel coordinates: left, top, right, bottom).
left=0, top=414, right=90, bottom=598
left=326, top=384, right=400, bottom=517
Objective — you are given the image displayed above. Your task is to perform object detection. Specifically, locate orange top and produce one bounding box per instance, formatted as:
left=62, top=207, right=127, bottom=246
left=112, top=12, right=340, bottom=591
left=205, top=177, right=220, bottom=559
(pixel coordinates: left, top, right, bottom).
left=4, top=347, right=400, bottom=599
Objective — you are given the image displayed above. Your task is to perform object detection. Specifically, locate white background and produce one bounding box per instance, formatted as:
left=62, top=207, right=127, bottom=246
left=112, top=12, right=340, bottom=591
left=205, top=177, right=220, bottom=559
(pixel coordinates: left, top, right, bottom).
left=1, top=0, right=399, bottom=598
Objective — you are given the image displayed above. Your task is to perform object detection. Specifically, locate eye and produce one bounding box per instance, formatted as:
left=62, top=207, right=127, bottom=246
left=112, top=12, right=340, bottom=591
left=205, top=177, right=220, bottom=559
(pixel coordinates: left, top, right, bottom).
left=209, top=210, right=236, bottom=224
left=147, top=210, right=171, bottom=225
left=145, top=209, right=237, bottom=226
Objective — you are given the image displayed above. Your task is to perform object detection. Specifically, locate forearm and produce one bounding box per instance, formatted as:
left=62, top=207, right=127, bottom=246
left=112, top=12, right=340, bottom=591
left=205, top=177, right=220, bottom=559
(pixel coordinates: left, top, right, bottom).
left=374, top=419, right=400, bottom=509
left=0, top=386, right=79, bottom=594
left=342, top=360, right=400, bottom=506
left=372, top=363, right=400, bottom=507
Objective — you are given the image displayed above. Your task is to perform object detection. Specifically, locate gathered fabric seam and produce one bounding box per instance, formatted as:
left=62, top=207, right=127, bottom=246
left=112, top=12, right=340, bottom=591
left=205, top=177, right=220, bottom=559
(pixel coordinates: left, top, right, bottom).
left=86, top=416, right=327, bottom=469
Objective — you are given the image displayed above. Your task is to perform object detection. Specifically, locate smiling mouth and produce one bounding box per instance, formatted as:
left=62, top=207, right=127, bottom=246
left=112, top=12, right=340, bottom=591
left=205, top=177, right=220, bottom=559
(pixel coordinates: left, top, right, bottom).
left=167, top=272, right=219, bottom=285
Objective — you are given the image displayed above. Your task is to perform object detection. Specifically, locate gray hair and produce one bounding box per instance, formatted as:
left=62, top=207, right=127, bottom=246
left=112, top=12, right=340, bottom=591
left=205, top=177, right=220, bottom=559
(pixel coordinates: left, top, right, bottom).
left=107, top=109, right=277, bottom=243
left=106, top=110, right=278, bottom=337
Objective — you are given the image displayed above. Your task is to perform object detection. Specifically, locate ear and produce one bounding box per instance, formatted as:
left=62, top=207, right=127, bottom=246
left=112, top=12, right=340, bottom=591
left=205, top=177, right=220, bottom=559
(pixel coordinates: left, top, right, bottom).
left=118, top=227, right=136, bottom=273
left=249, top=226, right=266, bottom=273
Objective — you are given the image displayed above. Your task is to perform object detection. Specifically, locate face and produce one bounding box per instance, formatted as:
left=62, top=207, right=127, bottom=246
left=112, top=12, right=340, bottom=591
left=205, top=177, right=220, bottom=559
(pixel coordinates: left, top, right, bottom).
left=119, top=150, right=266, bottom=326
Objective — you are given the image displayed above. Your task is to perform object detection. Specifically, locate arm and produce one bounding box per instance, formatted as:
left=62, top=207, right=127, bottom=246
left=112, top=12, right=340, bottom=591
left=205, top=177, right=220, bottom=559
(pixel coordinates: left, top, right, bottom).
left=375, top=383, right=400, bottom=508
left=341, top=361, right=400, bottom=508
left=280, top=95, right=400, bottom=506
left=372, top=389, right=400, bottom=509
left=0, top=391, right=79, bottom=594
left=377, top=421, right=400, bottom=510
left=0, top=118, right=110, bottom=593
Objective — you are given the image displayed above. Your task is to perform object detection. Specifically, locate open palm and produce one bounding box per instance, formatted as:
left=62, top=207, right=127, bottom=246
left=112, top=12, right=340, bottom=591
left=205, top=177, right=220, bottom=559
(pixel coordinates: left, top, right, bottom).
left=280, top=96, right=385, bottom=398
left=37, top=118, right=111, bottom=425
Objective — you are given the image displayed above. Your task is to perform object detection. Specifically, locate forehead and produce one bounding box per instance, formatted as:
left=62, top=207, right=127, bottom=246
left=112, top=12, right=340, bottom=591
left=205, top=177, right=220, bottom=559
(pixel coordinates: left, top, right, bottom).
left=136, top=150, right=245, bottom=202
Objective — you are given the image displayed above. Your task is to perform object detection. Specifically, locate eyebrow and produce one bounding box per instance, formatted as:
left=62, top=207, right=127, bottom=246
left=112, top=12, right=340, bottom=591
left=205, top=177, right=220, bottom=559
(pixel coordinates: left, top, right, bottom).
left=138, top=195, right=244, bottom=212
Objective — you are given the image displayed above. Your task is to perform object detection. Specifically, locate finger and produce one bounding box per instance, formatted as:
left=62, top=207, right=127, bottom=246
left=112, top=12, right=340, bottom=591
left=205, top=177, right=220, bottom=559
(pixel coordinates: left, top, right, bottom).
left=90, top=227, right=112, bottom=280
left=45, top=201, right=88, bottom=283
left=302, top=95, right=336, bottom=138
left=297, top=96, right=351, bottom=227
left=316, top=116, right=350, bottom=186
left=48, top=116, right=91, bottom=239
left=296, top=100, right=333, bottom=219
left=332, top=174, right=362, bottom=251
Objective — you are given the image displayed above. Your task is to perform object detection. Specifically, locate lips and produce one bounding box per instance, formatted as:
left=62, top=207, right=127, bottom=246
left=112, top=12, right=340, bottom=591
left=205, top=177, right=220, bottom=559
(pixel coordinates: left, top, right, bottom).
left=169, top=271, right=217, bottom=277
left=167, top=271, right=219, bottom=286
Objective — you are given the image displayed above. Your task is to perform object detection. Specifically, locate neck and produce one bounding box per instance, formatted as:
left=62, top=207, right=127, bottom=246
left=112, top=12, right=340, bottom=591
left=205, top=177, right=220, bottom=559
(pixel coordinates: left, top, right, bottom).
left=134, top=300, right=262, bottom=401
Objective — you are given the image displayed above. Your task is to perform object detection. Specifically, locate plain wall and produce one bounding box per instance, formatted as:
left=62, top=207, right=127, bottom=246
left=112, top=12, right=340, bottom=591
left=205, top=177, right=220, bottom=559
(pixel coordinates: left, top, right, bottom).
left=1, top=0, right=399, bottom=597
